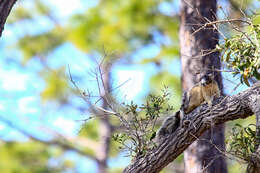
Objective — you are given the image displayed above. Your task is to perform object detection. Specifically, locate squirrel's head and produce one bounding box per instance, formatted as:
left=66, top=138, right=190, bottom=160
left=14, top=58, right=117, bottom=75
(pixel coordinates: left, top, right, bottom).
left=200, top=73, right=214, bottom=86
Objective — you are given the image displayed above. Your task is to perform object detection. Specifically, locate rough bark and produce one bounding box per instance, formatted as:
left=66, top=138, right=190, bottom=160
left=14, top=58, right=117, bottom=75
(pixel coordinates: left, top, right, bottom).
left=123, top=83, right=260, bottom=173
left=179, top=0, right=227, bottom=172
left=0, top=0, right=17, bottom=37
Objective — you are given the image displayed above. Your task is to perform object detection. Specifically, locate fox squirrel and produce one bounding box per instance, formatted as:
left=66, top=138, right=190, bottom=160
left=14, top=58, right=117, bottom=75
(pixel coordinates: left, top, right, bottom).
left=157, top=73, right=220, bottom=139
left=181, top=73, right=220, bottom=114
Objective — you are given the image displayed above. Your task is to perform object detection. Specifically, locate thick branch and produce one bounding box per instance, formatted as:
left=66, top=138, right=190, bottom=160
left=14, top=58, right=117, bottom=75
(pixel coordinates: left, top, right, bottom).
left=0, top=0, right=17, bottom=37
left=124, top=83, right=260, bottom=173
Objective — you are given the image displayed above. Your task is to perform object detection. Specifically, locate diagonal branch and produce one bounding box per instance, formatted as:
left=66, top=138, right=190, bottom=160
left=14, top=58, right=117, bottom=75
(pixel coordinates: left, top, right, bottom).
left=123, top=83, right=260, bottom=173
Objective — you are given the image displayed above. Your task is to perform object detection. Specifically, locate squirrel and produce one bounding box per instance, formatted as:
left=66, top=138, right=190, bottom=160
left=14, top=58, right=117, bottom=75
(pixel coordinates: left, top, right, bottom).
left=157, top=73, right=220, bottom=139
left=182, top=73, right=220, bottom=114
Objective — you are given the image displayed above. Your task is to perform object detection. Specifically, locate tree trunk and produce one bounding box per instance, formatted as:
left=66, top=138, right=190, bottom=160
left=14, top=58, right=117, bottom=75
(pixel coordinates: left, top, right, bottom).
left=180, top=0, right=227, bottom=172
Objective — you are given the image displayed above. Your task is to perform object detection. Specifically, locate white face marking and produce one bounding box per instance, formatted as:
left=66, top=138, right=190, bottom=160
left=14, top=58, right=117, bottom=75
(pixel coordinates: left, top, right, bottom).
left=201, top=78, right=207, bottom=85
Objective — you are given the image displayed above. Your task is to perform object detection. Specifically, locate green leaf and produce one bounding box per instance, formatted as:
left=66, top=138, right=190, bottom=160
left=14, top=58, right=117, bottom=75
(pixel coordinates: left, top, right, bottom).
left=227, top=51, right=232, bottom=62
left=243, top=74, right=250, bottom=86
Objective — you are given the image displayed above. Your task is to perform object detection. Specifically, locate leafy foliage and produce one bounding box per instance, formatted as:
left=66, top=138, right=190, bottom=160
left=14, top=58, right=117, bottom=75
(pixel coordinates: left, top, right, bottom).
left=226, top=124, right=260, bottom=162
left=217, top=20, right=260, bottom=86
left=40, top=67, right=71, bottom=103
left=18, top=27, right=66, bottom=63
left=7, top=0, right=51, bottom=24
left=68, top=0, right=179, bottom=59
left=112, top=87, right=174, bottom=157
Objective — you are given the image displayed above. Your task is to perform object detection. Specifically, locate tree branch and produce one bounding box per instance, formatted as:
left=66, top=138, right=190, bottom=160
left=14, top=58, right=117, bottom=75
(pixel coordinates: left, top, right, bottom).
left=123, top=83, right=260, bottom=173
left=0, top=116, right=99, bottom=160
left=0, top=0, right=17, bottom=37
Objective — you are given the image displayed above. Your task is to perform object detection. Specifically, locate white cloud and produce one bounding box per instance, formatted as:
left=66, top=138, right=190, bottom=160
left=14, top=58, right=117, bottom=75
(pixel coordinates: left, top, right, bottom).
left=48, top=0, right=82, bottom=17
left=0, top=124, right=4, bottom=130
left=53, top=117, right=76, bottom=135
left=2, top=29, right=13, bottom=37
left=18, top=96, right=38, bottom=114
left=116, top=70, right=144, bottom=100
left=0, top=69, right=28, bottom=91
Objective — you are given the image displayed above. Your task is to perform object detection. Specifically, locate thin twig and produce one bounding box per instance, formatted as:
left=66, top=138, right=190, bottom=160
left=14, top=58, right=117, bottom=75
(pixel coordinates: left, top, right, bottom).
left=191, top=19, right=250, bottom=36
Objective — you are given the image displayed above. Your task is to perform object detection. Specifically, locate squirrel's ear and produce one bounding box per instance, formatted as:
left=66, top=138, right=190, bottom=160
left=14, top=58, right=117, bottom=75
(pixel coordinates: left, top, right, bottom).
left=208, top=73, right=217, bottom=79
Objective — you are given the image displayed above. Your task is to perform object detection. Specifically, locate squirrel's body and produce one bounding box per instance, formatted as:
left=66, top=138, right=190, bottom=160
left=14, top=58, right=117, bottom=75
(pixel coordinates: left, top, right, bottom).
left=182, top=75, right=220, bottom=114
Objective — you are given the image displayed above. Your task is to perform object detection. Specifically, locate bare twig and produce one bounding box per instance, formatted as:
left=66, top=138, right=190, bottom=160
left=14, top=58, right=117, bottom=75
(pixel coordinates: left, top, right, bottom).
left=191, top=19, right=250, bottom=36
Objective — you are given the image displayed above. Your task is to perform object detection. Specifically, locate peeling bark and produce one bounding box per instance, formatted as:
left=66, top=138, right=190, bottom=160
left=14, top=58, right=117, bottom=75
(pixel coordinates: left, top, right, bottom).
left=123, top=83, right=260, bottom=173
left=0, top=0, right=17, bottom=37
